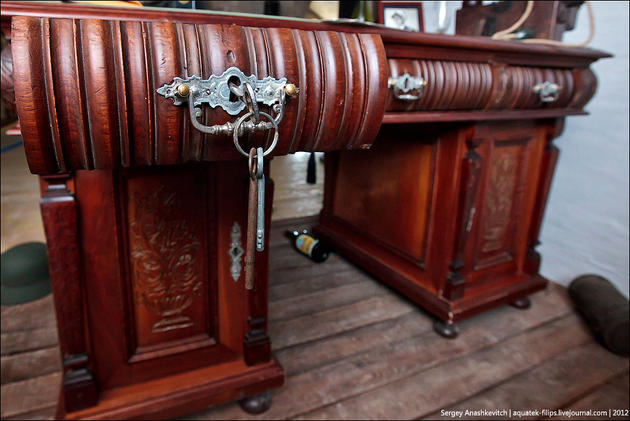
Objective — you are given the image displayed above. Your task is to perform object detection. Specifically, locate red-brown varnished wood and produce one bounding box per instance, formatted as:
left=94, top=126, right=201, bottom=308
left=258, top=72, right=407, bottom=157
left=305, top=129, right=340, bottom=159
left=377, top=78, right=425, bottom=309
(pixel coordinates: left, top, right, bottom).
left=9, top=15, right=388, bottom=174
left=1, top=1, right=610, bottom=63
left=48, top=161, right=283, bottom=419
left=40, top=175, right=97, bottom=412
left=64, top=359, right=284, bottom=420
left=2, top=1, right=611, bottom=417
left=525, top=119, right=564, bottom=273
left=315, top=119, right=559, bottom=324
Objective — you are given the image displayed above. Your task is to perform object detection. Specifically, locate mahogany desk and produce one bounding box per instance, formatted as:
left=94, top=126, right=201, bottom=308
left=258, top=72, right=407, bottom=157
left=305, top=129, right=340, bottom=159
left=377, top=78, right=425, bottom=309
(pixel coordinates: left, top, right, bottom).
left=0, top=2, right=609, bottom=419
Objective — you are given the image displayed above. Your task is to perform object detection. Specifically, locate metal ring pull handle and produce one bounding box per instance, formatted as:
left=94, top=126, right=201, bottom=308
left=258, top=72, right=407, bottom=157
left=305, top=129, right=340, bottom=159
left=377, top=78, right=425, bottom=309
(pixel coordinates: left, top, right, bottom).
left=157, top=66, right=298, bottom=155
left=233, top=111, right=279, bottom=157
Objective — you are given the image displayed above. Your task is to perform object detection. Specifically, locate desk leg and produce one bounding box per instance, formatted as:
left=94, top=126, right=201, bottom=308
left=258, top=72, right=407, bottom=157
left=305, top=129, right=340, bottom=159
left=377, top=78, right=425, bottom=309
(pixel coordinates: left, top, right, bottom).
left=40, top=174, right=98, bottom=414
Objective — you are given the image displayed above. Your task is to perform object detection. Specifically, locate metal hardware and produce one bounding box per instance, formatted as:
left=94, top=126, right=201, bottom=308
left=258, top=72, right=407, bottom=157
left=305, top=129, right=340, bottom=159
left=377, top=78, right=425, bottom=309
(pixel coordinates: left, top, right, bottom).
left=388, top=73, right=428, bottom=101
left=284, top=83, right=299, bottom=97
left=228, top=222, right=244, bottom=282
left=533, top=81, right=561, bottom=103
left=245, top=149, right=259, bottom=291
left=158, top=67, right=288, bottom=112
left=232, top=111, right=279, bottom=158
left=157, top=67, right=297, bottom=155
left=255, top=148, right=265, bottom=252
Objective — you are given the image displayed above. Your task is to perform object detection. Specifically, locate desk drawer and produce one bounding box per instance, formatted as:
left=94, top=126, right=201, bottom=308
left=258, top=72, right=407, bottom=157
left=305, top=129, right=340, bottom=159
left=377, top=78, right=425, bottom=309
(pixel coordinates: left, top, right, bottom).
left=10, top=17, right=389, bottom=175
left=386, top=58, right=577, bottom=112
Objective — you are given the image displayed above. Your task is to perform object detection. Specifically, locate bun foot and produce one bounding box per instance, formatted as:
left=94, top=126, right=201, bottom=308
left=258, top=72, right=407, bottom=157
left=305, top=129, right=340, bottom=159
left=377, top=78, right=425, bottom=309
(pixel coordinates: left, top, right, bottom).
left=433, top=320, right=459, bottom=339
left=238, top=391, right=272, bottom=414
left=510, top=297, right=531, bottom=310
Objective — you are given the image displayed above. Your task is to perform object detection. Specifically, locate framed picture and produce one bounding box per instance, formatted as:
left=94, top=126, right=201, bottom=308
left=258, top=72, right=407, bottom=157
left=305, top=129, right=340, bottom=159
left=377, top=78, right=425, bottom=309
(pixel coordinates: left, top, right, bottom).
left=378, top=1, right=424, bottom=32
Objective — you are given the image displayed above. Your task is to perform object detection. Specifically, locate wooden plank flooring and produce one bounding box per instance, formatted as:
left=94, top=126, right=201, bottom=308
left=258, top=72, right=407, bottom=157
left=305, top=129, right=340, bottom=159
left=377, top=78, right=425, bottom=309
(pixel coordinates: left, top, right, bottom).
left=1, top=217, right=628, bottom=420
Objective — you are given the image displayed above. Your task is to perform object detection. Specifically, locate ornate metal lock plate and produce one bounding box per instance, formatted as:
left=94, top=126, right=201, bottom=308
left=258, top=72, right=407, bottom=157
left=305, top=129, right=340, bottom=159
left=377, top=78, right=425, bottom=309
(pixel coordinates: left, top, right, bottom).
left=533, top=81, right=561, bottom=103
left=388, top=73, right=428, bottom=102
left=156, top=66, right=299, bottom=157
left=157, top=67, right=290, bottom=115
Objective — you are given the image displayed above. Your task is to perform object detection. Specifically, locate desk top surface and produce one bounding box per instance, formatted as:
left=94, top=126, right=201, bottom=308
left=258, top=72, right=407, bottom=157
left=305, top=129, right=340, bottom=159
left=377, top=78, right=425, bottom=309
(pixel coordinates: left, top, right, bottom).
left=1, top=1, right=610, bottom=61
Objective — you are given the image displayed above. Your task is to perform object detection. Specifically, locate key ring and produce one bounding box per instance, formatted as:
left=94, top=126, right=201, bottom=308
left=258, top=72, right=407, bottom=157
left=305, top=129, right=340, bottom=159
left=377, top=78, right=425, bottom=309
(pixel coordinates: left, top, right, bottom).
left=233, top=111, right=279, bottom=158
left=248, top=148, right=257, bottom=179
left=242, top=82, right=260, bottom=124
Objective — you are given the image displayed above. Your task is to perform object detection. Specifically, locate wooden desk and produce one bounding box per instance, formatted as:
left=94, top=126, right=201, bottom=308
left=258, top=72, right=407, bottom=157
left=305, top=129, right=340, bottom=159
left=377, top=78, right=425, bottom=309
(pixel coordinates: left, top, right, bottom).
left=0, top=2, right=609, bottom=419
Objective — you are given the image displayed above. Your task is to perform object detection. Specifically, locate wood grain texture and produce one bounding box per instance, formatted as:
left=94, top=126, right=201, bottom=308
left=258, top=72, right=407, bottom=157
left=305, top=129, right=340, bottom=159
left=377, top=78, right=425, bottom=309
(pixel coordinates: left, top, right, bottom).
left=426, top=343, right=628, bottom=420
left=2, top=225, right=628, bottom=420
left=315, top=120, right=557, bottom=324
left=386, top=59, right=592, bottom=112
left=39, top=175, right=97, bottom=412
left=10, top=16, right=388, bottom=174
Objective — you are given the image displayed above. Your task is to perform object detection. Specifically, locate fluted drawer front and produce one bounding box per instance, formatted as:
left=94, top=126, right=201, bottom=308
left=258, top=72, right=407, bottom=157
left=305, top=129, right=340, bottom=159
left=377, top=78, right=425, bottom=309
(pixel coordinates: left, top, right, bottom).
left=11, top=16, right=388, bottom=175
left=387, top=59, right=593, bottom=112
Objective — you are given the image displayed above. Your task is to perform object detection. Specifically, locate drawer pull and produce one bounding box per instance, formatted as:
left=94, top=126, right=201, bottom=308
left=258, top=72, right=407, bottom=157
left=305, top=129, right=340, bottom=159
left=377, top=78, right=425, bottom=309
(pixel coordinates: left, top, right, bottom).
left=388, top=73, right=427, bottom=102
left=157, top=66, right=298, bottom=156
left=533, top=81, right=561, bottom=103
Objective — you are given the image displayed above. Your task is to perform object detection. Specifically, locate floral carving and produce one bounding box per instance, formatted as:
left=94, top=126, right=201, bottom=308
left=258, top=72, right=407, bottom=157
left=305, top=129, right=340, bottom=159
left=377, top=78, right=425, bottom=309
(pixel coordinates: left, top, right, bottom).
left=481, top=152, right=519, bottom=252
left=129, top=185, right=202, bottom=333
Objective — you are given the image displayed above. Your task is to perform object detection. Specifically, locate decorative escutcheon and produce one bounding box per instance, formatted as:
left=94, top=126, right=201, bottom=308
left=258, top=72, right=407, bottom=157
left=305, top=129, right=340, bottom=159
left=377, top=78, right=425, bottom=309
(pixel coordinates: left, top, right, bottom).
left=157, top=66, right=294, bottom=114
left=388, top=73, right=428, bottom=102
left=533, top=81, right=561, bottom=103
left=157, top=67, right=299, bottom=156
left=228, top=222, right=244, bottom=282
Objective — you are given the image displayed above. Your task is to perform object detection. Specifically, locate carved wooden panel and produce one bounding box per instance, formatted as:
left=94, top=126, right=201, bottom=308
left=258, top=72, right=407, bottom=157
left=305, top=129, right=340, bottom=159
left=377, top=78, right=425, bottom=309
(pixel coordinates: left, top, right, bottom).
left=10, top=16, right=388, bottom=174
left=123, top=168, right=214, bottom=353
left=472, top=136, right=531, bottom=270
left=480, top=150, right=521, bottom=253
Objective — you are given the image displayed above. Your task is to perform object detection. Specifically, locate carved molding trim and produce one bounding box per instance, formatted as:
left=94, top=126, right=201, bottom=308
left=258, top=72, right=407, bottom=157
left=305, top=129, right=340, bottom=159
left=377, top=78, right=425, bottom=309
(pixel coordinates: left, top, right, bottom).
left=445, top=137, right=482, bottom=301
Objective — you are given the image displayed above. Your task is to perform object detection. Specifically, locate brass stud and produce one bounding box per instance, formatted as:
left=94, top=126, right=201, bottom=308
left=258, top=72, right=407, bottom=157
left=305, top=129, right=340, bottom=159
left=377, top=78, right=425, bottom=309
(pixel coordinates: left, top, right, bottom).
left=176, top=84, right=190, bottom=97
left=284, top=83, right=298, bottom=97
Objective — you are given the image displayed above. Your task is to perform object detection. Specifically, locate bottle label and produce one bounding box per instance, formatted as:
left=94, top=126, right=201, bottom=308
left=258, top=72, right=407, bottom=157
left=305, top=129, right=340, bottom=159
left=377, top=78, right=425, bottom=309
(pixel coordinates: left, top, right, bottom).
left=296, top=234, right=318, bottom=257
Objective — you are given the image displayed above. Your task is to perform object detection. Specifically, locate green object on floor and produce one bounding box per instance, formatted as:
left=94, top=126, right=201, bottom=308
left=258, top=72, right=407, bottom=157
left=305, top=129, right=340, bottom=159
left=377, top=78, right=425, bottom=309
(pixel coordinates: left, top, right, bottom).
left=1, top=242, right=51, bottom=306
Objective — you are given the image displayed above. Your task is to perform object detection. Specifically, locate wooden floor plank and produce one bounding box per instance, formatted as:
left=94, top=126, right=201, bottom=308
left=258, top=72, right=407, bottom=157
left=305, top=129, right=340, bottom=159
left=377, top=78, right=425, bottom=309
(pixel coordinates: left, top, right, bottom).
left=423, top=343, right=629, bottom=420
left=189, top=285, right=580, bottom=420
left=295, top=314, right=593, bottom=420
left=1, top=327, right=58, bottom=356
left=1, top=295, right=56, bottom=333
left=4, top=406, right=57, bottom=421
left=270, top=293, right=413, bottom=350
left=3, top=211, right=625, bottom=421
left=269, top=268, right=366, bottom=303
left=269, top=278, right=390, bottom=322
left=0, top=372, right=61, bottom=419
left=559, top=371, right=630, bottom=420
left=274, top=282, right=571, bottom=378
left=275, top=310, right=431, bottom=376
left=1, top=346, right=60, bottom=385
left=269, top=257, right=358, bottom=288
